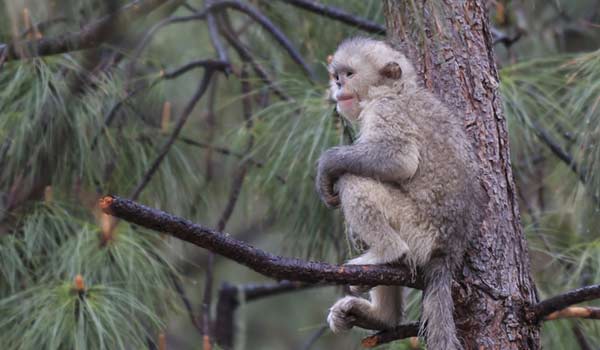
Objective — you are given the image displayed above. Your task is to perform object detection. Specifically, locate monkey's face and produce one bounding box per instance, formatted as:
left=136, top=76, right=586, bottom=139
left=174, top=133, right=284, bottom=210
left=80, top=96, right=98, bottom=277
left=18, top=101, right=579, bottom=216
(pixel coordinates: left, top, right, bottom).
left=328, top=39, right=407, bottom=120
left=328, top=61, right=379, bottom=120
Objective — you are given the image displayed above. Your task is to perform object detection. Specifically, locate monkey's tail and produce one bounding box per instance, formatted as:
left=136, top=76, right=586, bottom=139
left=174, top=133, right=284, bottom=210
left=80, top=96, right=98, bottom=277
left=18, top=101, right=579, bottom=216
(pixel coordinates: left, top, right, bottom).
left=420, top=257, right=462, bottom=350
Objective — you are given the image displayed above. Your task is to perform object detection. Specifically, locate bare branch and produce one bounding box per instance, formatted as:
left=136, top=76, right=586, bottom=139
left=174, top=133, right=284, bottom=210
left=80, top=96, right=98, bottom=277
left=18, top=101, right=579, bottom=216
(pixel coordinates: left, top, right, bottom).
left=90, top=59, right=228, bottom=151
left=202, top=68, right=254, bottom=348
left=216, top=12, right=293, bottom=102
left=529, top=120, right=599, bottom=205
left=0, top=0, right=171, bottom=61
left=572, top=325, right=594, bottom=350
left=205, top=0, right=231, bottom=69
left=99, top=195, right=422, bottom=288
left=531, top=284, right=600, bottom=322
left=545, top=306, right=600, bottom=321
left=129, top=68, right=216, bottom=200
left=177, top=137, right=286, bottom=183
left=215, top=281, right=316, bottom=349
left=301, top=325, right=328, bottom=350
left=130, top=0, right=314, bottom=80
left=360, top=322, right=420, bottom=348
left=163, top=59, right=230, bottom=79
left=172, top=275, right=203, bottom=334
left=278, top=0, right=385, bottom=34
left=214, top=283, right=238, bottom=350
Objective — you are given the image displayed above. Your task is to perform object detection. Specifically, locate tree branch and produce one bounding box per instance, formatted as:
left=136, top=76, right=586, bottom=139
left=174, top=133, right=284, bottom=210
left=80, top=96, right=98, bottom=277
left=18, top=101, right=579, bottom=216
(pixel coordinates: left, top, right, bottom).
left=572, top=325, right=594, bottom=350
left=176, top=137, right=286, bottom=184
left=129, top=67, right=217, bottom=200
left=545, top=306, right=600, bottom=321
left=205, top=0, right=230, bottom=70
left=531, top=284, right=600, bottom=322
left=215, top=281, right=316, bottom=349
left=301, top=325, right=328, bottom=350
left=172, top=275, right=203, bottom=334
left=0, top=0, right=171, bottom=61
left=278, top=0, right=386, bottom=34
left=131, top=0, right=314, bottom=80
left=90, top=58, right=228, bottom=151
left=99, top=195, right=422, bottom=288
left=360, top=322, right=420, bottom=348
left=202, top=68, right=254, bottom=348
left=529, top=120, right=599, bottom=205
left=216, top=12, right=293, bottom=102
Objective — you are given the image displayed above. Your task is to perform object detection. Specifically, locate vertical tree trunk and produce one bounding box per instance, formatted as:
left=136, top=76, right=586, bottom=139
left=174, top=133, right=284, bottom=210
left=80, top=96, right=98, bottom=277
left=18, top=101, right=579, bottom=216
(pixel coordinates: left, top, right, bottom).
left=383, top=1, right=540, bottom=348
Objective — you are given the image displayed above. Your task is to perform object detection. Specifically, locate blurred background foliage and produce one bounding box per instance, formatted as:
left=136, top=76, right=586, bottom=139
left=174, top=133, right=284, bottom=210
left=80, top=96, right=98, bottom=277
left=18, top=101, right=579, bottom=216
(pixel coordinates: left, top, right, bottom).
left=0, top=0, right=599, bottom=349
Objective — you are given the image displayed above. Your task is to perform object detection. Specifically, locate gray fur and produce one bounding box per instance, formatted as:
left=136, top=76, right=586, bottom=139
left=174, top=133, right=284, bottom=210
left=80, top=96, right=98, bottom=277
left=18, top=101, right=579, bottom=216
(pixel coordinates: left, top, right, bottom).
left=316, top=37, right=485, bottom=350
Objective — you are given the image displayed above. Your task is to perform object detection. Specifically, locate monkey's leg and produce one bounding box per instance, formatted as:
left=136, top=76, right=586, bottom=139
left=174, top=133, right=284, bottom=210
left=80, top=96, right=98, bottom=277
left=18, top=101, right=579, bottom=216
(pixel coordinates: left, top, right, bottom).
left=338, top=176, right=411, bottom=265
left=327, top=285, right=403, bottom=332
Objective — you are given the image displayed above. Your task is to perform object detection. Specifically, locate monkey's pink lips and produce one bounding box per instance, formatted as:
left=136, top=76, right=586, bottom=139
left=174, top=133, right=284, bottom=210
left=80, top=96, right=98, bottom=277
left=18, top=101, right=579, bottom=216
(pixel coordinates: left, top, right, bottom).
left=337, top=94, right=354, bottom=102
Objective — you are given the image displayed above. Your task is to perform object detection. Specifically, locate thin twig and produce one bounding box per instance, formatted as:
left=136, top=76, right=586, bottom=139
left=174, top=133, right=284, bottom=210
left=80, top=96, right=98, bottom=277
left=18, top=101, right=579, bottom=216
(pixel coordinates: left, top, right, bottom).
left=203, top=76, right=219, bottom=182
left=572, top=325, right=593, bottom=350
left=202, top=67, right=254, bottom=349
left=217, top=11, right=293, bottom=102
left=300, top=325, right=328, bottom=350
left=130, top=0, right=314, bottom=80
left=129, top=68, right=216, bottom=200
left=278, top=0, right=386, bottom=34
left=99, top=195, right=422, bottom=288
left=531, top=284, right=600, bottom=322
left=172, top=275, right=203, bottom=333
left=205, top=0, right=230, bottom=71
left=91, top=59, right=227, bottom=150
left=360, top=322, right=420, bottom=348
left=163, top=59, right=230, bottom=79
left=529, top=120, right=599, bottom=205
left=176, top=137, right=286, bottom=183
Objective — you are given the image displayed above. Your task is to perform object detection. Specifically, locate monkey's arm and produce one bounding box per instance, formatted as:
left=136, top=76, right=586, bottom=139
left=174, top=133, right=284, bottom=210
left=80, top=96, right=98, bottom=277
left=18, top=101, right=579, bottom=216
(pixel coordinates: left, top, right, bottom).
left=322, top=142, right=419, bottom=181
left=316, top=141, right=419, bottom=207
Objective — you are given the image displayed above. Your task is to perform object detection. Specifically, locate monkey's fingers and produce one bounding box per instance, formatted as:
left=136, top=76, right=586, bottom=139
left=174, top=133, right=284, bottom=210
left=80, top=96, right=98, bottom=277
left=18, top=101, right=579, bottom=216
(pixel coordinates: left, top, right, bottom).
left=324, top=193, right=340, bottom=208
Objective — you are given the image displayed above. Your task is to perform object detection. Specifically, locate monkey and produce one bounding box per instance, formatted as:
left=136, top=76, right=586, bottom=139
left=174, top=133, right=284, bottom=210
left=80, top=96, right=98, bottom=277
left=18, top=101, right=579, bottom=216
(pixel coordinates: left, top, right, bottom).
left=315, top=37, right=485, bottom=350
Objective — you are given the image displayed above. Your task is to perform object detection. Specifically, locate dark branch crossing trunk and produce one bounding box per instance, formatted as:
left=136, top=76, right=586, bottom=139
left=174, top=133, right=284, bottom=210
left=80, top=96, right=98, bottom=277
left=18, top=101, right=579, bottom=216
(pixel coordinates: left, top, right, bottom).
left=384, top=1, right=540, bottom=348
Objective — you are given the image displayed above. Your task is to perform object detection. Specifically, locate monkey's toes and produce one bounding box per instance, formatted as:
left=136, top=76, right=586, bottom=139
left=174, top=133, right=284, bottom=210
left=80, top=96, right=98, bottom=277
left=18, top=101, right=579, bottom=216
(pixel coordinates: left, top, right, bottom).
left=327, top=296, right=359, bottom=333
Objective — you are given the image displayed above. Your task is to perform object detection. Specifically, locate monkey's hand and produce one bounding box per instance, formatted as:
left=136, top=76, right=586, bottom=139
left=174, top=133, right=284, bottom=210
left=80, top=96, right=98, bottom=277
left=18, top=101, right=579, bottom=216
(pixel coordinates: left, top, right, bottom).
left=316, top=147, right=345, bottom=208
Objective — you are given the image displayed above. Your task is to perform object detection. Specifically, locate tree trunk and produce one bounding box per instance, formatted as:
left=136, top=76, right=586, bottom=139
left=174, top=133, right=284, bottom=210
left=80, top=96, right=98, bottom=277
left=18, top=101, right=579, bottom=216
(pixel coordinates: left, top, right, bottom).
left=383, top=1, right=540, bottom=348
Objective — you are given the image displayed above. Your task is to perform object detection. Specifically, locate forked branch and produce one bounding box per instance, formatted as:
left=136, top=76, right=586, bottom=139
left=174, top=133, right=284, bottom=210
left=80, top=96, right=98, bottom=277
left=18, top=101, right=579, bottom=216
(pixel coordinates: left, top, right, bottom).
left=532, top=284, right=600, bottom=322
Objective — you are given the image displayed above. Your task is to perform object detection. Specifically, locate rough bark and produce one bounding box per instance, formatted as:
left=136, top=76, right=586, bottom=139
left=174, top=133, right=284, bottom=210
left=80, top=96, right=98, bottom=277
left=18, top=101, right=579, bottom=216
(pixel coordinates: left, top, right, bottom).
left=384, top=1, right=540, bottom=349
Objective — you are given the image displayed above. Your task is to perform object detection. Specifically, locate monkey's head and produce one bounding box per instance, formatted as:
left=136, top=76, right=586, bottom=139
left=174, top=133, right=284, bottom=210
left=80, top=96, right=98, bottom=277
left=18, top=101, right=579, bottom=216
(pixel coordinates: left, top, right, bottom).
left=328, top=37, right=417, bottom=120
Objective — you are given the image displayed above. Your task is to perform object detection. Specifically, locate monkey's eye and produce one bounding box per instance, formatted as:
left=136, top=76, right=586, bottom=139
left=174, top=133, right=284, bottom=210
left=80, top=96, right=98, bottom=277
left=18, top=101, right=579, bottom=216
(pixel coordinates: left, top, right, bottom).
left=345, top=71, right=354, bottom=78
left=334, top=73, right=340, bottom=81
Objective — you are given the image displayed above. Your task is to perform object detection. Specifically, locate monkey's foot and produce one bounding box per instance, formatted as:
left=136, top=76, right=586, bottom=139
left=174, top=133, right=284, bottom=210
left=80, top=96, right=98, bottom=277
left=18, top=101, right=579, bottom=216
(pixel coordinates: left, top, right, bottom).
left=328, top=295, right=398, bottom=333
left=327, top=296, right=359, bottom=333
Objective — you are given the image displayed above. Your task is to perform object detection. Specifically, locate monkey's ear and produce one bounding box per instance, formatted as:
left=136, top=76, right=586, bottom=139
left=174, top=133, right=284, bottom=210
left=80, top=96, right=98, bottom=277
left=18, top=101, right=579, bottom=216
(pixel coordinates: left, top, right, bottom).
left=379, top=62, right=402, bottom=79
